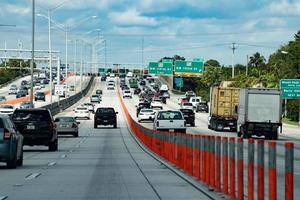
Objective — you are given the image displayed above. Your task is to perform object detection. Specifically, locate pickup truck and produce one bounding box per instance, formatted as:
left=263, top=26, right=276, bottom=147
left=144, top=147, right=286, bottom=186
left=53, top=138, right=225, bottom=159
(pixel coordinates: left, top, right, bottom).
left=153, top=110, right=186, bottom=133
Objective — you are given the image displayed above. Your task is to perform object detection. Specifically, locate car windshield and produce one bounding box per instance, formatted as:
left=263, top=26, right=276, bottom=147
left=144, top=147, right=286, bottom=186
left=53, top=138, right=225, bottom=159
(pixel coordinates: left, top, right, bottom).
left=76, top=107, right=87, bottom=110
left=157, top=111, right=183, bottom=120
left=0, top=105, right=13, bottom=109
left=141, top=109, right=153, bottom=113
left=97, top=108, right=115, bottom=114
left=12, top=110, right=51, bottom=121
left=55, top=117, right=74, bottom=122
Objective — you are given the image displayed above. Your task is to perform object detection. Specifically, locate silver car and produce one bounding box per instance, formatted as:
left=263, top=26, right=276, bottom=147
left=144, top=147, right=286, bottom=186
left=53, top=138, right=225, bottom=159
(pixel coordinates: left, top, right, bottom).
left=0, top=115, right=24, bottom=168
left=54, top=117, right=79, bottom=137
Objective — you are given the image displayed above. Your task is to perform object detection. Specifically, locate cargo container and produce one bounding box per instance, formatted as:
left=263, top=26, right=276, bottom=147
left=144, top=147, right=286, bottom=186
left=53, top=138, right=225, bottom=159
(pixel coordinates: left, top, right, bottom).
left=208, top=87, right=240, bottom=131
left=237, top=88, right=282, bottom=140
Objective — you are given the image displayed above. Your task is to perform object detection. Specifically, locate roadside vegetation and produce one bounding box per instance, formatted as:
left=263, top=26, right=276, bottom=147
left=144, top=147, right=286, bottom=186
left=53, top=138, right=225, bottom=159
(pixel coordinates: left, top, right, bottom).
left=0, top=59, right=31, bottom=85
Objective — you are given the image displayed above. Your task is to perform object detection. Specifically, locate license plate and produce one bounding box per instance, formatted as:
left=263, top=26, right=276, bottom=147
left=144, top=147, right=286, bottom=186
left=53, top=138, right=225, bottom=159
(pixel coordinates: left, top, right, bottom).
left=103, top=120, right=108, bottom=122
left=27, top=125, right=35, bottom=130
left=229, top=123, right=234, bottom=125
left=169, top=129, right=175, bottom=132
left=60, top=125, right=68, bottom=128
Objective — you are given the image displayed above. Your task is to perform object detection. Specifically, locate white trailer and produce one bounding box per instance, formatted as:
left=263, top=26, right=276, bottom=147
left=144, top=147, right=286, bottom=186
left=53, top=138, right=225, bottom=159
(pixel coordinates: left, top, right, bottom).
left=237, top=88, right=282, bottom=140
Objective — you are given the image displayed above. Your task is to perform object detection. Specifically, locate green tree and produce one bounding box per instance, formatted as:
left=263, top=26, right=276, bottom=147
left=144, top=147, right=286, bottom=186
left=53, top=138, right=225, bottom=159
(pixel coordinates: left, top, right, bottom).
left=249, top=52, right=266, bottom=68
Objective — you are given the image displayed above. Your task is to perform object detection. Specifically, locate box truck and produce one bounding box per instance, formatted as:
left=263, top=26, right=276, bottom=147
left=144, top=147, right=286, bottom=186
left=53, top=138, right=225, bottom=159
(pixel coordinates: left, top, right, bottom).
left=237, top=88, right=282, bottom=140
left=208, top=87, right=240, bottom=131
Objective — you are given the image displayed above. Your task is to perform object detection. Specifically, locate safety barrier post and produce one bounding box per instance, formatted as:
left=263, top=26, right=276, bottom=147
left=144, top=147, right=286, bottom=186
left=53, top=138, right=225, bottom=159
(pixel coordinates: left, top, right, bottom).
left=229, top=137, right=236, bottom=200
left=222, top=137, right=229, bottom=195
left=285, top=142, right=294, bottom=200
left=268, top=141, right=277, bottom=200
left=257, top=140, right=264, bottom=200
left=178, top=134, right=183, bottom=169
left=187, top=135, right=194, bottom=176
left=210, top=136, right=215, bottom=190
left=248, top=139, right=254, bottom=200
left=237, top=138, right=244, bottom=200
left=206, top=136, right=211, bottom=185
left=193, top=135, right=201, bottom=179
left=215, top=136, right=221, bottom=192
left=183, top=134, right=188, bottom=173
left=201, top=135, right=206, bottom=182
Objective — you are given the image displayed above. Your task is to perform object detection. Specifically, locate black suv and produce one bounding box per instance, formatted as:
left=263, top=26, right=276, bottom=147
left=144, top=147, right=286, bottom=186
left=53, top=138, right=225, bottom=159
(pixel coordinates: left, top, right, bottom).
left=35, top=92, right=46, bottom=101
left=196, top=102, right=209, bottom=113
left=136, top=102, right=151, bottom=117
left=94, top=107, right=118, bottom=128
left=12, top=109, right=58, bottom=151
left=180, top=108, right=195, bottom=127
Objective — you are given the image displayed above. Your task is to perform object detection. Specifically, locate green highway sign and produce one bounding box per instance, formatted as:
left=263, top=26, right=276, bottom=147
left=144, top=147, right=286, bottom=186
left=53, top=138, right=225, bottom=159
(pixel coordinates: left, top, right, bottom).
left=149, top=62, right=159, bottom=74
left=174, top=77, right=184, bottom=88
left=148, top=60, right=173, bottom=75
left=280, top=79, right=300, bottom=99
left=174, top=58, right=204, bottom=76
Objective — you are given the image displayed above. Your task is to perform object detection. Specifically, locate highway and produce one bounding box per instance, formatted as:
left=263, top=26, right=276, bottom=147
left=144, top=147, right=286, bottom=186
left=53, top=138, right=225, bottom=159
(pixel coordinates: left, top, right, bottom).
left=121, top=78, right=300, bottom=200
left=0, top=77, right=218, bottom=200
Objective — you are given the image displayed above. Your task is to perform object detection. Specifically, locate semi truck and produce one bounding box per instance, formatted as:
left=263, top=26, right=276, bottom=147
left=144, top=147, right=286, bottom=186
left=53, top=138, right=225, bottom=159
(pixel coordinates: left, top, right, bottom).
left=208, top=87, right=240, bottom=131
left=237, top=88, right=282, bottom=140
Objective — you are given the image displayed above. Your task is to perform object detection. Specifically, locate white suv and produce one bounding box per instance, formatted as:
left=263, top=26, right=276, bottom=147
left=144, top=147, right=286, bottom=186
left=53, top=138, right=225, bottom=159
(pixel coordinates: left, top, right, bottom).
left=150, top=98, right=163, bottom=109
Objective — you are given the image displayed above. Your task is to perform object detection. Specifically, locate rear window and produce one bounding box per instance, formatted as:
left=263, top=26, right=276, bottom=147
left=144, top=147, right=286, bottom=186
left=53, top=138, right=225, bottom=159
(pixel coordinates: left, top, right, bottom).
left=13, top=110, right=51, bottom=121
left=180, top=109, right=194, bottom=114
left=141, top=109, right=153, bottom=113
left=55, top=117, right=74, bottom=122
left=77, top=107, right=87, bottom=110
left=184, top=103, right=193, bottom=106
left=97, top=108, right=115, bottom=114
left=0, top=119, right=4, bottom=128
left=157, top=111, right=183, bottom=120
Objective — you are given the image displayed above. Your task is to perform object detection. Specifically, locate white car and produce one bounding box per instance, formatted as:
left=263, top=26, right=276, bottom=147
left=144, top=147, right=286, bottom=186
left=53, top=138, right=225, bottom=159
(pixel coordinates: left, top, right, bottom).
left=82, top=103, right=95, bottom=113
left=0, top=105, right=15, bottom=115
left=107, top=83, right=115, bottom=90
left=107, top=80, right=115, bottom=86
left=153, top=110, right=186, bottom=133
left=123, top=90, right=132, bottom=98
left=138, top=109, right=156, bottom=122
left=150, top=98, right=163, bottom=109
left=34, top=83, right=41, bottom=90
left=74, top=107, right=90, bottom=119
left=181, top=102, right=194, bottom=110
left=189, top=97, right=202, bottom=107
left=150, top=82, right=156, bottom=87
left=8, top=88, right=18, bottom=95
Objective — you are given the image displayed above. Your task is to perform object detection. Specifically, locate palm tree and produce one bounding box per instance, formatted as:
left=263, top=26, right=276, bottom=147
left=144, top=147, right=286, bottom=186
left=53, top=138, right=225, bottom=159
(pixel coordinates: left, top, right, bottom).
left=249, top=52, right=266, bottom=68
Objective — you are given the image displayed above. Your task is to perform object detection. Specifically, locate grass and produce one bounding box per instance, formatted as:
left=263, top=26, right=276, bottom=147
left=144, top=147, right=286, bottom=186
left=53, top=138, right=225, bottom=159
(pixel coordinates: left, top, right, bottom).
left=283, top=117, right=300, bottom=126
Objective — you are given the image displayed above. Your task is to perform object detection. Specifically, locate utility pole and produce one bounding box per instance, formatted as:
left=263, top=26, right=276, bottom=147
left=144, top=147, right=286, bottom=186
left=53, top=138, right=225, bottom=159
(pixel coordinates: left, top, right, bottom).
left=104, top=40, right=107, bottom=69
left=73, top=39, right=77, bottom=92
left=231, top=43, right=237, bottom=78
left=80, top=40, right=83, bottom=90
left=142, top=36, right=144, bottom=76
left=30, top=0, right=35, bottom=105
left=246, top=54, right=249, bottom=76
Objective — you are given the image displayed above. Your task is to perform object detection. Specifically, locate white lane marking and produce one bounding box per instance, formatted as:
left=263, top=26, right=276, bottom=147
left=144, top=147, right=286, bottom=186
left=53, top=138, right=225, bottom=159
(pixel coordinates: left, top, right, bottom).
left=25, top=173, right=41, bottom=180
left=0, top=196, right=8, bottom=200
left=48, top=162, right=57, bottom=166
left=60, top=154, right=67, bottom=158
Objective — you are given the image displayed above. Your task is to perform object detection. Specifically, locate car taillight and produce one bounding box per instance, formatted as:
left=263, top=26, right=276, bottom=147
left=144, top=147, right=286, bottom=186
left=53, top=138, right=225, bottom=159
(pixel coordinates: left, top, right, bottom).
left=48, top=122, right=54, bottom=131
left=3, top=128, right=11, bottom=140
left=72, top=123, right=77, bottom=128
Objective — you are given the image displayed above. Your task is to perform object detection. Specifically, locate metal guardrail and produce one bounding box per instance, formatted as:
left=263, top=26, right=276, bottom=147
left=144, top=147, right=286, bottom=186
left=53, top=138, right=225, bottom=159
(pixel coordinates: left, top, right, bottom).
left=41, top=75, right=95, bottom=116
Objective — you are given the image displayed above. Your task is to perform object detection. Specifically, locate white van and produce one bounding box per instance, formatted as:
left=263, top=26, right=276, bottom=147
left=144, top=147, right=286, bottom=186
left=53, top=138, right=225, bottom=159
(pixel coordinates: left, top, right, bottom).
left=189, top=97, right=202, bottom=108
left=159, top=84, right=169, bottom=92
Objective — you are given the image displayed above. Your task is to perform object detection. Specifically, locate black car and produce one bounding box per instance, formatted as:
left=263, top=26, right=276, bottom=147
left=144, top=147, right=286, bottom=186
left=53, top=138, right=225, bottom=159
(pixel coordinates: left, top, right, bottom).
left=196, top=102, right=209, bottom=113
left=159, top=96, right=167, bottom=104
left=12, top=109, right=58, bottom=151
left=35, top=92, right=46, bottom=101
left=101, top=76, right=106, bottom=82
left=16, top=90, right=27, bottom=98
left=94, top=107, right=118, bottom=128
left=96, top=90, right=103, bottom=95
left=136, top=102, right=151, bottom=117
left=180, top=109, right=195, bottom=126
left=134, top=88, right=141, bottom=95
left=140, top=80, right=146, bottom=86
left=121, top=85, right=130, bottom=90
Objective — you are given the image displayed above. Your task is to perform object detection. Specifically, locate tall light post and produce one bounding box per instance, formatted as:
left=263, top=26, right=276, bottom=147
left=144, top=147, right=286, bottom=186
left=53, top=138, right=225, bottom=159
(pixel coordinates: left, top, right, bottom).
left=30, top=0, right=35, bottom=105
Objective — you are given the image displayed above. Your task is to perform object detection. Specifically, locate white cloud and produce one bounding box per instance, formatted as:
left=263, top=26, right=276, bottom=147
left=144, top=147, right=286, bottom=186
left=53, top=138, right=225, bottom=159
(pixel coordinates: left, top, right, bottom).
left=1, top=4, right=30, bottom=15
left=109, top=9, right=158, bottom=27
left=268, top=0, right=300, bottom=15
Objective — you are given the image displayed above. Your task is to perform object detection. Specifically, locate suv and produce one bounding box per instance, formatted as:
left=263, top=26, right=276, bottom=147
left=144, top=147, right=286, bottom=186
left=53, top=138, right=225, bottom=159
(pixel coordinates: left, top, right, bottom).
left=94, top=107, right=118, bottom=128
left=12, top=109, right=58, bottom=151
left=96, top=90, right=103, bottom=96
left=180, top=108, right=195, bottom=126
left=196, top=102, right=209, bottom=113
left=35, top=92, right=46, bottom=101
left=136, top=102, right=151, bottom=117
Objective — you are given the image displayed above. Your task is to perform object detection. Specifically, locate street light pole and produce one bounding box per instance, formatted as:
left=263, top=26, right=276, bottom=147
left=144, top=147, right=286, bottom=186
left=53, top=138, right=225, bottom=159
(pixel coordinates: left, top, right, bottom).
left=30, top=0, right=35, bottom=105
left=231, top=43, right=237, bottom=78
left=48, top=9, right=53, bottom=104
left=65, top=28, right=68, bottom=78
left=80, top=40, right=83, bottom=90
left=74, top=39, right=77, bottom=93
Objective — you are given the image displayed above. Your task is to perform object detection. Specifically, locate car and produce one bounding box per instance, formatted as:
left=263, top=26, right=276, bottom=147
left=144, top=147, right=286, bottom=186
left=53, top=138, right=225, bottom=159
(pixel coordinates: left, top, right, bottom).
left=21, top=80, right=28, bottom=86
left=82, top=103, right=95, bottom=113
left=0, top=105, right=15, bottom=115
left=153, top=110, right=186, bottom=133
left=74, top=107, right=90, bottom=119
left=8, top=87, right=18, bottom=95
left=150, top=82, right=156, bottom=87
left=35, top=92, right=46, bottom=101
left=181, top=102, right=194, bottom=110
left=90, top=95, right=101, bottom=103
left=136, top=102, right=151, bottom=117
left=96, top=90, right=103, bottom=96
left=10, top=84, right=17, bottom=90
left=121, top=85, right=130, bottom=90
left=150, top=98, right=163, bottom=109
left=16, top=90, right=27, bottom=98
left=134, top=88, right=141, bottom=95
left=69, top=85, right=75, bottom=91
left=94, top=107, right=118, bottom=128
left=179, top=97, right=189, bottom=105
left=180, top=108, right=195, bottom=126
left=34, top=83, right=41, bottom=90
left=0, top=115, right=24, bottom=168
left=101, top=76, right=106, bottom=81
left=196, top=102, right=209, bottom=113
left=185, top=91, right=196, bottom=100
left=12, top=108, right=58, bottom=151
left=19, top=101, right=34, bottom=109
left=123, top=90, right=132, bottom=98
left=19, top=86, right=29, bottom=95
left=107, top=80, right=115, bottom=86
left=159, top=96, right=167, bottom=104
left=161, top=92, right=170, bottom=98
left=189, top=97, right=202, bottom=108
left=0, top=96, right=7, bottom=102
left=40, top=83, right=45, bottom=89
left=140, top=80, right=146, bottom=86
left=54, top=117, right=79, bottom=137
left=138, top=109, right=156, bottom=122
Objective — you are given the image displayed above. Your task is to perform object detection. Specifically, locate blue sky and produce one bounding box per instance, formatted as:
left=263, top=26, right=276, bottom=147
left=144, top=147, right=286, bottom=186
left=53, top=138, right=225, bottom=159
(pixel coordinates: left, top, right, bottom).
left=0, top=0, right=299, bottom=69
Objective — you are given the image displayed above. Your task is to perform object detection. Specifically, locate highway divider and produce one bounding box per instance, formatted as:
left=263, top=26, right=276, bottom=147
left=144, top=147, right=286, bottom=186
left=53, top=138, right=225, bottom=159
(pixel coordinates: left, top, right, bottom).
left=41, top=75, right=95, bottom=116
left=117, top=86, right=294, bottom=200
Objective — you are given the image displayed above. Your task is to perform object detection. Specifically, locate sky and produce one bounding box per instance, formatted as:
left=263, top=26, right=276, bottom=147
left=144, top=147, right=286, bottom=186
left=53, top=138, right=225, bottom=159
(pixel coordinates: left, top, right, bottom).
left=0, top=0, right=299, bottom=69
